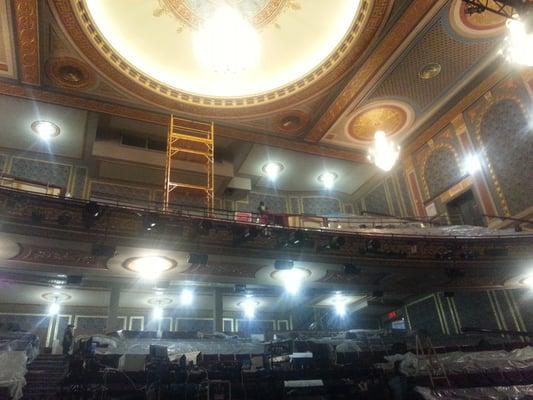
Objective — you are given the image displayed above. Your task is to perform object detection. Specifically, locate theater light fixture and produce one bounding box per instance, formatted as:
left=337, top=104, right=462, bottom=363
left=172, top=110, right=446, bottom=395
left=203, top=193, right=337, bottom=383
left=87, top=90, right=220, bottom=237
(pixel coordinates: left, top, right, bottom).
left=522, top=275, right=533, bottom=288
left=501, top=16, right=533, bottom=67
left=180, top=288, right=194, bottom=306
left=332, top=293, right=348, bottom=317
left=48, top=301, right=60, bottom=316
left=124, top=256, right=176, bottom=280
left=239, top=296, right=258, bottom=319
left=262, top=162, right=284, bottom=181
left=318, top=172, right=337, bottom=190
left=367, top=131, right=400, bottom=172
left=31, top=121, right=60, bottom=140
left=193, top=5, right=260, bottom=74
left=152, top=306, right=163, bottom=320
left=273, top=268, right=310, bottom=295
left=463, top=154, right=482, bottom=175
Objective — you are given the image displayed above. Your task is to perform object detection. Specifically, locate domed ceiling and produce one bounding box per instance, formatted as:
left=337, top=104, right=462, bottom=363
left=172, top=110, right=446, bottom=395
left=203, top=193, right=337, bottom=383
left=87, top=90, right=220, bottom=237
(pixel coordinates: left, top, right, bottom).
left=55, top=0, right=387, bottom=116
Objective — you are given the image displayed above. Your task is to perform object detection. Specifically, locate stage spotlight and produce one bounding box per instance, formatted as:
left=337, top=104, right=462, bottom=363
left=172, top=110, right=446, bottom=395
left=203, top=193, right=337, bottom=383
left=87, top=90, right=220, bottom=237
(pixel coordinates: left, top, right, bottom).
left=180, top=288, right=194, bottom=306
left=83, top=201, right=102, bottom=228
left=344, top=263, right=361, bottom=275
left=188, top=253, right=208, bottom=265
left=143, top=214, right=159, bottom=231
left=232, top=226, right=258, bottom=244
left=152, top=306, right=163, bottom=320
left=48, top=302, right=60, bottom=316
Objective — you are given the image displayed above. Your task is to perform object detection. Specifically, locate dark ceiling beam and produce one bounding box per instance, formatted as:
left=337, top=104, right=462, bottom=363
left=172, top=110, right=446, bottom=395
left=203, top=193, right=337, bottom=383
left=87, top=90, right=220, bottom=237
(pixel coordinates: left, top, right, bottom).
left=12, top=0, right=40, bottom=86
left=304, top=0, right=444, bottom=143
left=0, top=80, right=369, bottom=163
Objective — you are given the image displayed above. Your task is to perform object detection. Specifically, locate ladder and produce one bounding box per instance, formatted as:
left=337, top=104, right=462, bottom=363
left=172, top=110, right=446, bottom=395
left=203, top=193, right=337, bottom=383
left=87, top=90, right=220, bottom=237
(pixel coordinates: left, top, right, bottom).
left=164, top=115, right=215, bottom=212
left=415, top=332, right=450, bottom=389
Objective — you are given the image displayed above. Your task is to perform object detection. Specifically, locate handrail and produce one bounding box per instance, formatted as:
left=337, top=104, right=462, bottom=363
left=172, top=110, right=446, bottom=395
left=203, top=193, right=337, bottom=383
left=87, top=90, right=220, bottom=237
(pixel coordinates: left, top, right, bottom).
left=1, top=186, right=532, bottom=241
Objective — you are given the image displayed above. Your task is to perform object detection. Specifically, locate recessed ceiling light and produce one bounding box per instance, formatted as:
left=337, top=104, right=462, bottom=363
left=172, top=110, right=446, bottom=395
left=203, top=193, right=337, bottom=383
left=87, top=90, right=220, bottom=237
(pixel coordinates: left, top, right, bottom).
left=272, top=268, right=310, bottom=295
left=318, top=172, right=338, bottom=189
left=262, top=162, right=284, bottom=181
left=180, top=288, right=194, bottom=306
left=123, top=256, right=176, bottom=280
left=48, top=302, right=60, bottom=316
left=463, top=154, right=482, bottom=175
left=31, top=120, right=60, bottom=140
left=238, top=296, right=259, bottom=319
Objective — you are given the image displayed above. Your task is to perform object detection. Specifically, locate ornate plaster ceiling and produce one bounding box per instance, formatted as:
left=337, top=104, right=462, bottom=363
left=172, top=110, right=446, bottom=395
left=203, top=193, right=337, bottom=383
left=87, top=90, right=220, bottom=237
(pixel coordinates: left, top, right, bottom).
left=49, top=0, right=390, bottom=117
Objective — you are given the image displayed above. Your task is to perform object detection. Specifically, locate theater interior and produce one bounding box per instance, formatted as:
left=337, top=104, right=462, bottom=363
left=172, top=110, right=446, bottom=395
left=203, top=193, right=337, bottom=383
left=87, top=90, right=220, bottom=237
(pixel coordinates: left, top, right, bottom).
left=0, top=0, right=532, bottom=399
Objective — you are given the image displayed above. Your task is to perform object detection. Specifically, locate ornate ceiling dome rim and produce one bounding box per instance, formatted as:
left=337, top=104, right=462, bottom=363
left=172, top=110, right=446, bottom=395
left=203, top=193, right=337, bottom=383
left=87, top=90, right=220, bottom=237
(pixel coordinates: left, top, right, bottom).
left=50, top=0, right=391, bottom=118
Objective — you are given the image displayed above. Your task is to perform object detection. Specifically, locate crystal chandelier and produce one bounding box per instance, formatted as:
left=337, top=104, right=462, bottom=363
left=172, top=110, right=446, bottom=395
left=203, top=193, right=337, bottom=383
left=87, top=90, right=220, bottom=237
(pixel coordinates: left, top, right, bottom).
left=193, top=5, right=260, bottom=74
left=367, top=131, right=400, bottom=172
left=501, top=16, right=533, bottom=67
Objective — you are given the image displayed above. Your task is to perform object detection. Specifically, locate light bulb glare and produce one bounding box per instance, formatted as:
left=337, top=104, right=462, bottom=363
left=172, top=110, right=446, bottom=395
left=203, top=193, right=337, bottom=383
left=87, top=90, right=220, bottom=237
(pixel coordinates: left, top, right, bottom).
left=180, top=288, right=194, bottom=306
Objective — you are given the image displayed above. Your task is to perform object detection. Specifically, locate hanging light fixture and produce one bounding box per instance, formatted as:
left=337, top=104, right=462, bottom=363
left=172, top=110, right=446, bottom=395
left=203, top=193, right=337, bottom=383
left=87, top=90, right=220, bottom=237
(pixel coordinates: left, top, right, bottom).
left=193, top=5, right=260, bottom=74
left=501, top=15, right=533, bottom=67
left=367, top=131, right=400, bottom=172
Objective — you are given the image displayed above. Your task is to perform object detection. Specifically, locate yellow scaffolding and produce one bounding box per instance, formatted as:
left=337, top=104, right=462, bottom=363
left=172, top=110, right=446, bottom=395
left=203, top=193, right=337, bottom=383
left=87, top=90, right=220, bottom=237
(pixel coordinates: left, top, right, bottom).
left=164, top=115, right=214, bottom=212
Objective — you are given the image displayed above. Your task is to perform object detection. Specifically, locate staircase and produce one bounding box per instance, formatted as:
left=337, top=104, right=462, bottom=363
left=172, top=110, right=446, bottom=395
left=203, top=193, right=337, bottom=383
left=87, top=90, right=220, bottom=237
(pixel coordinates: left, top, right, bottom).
left=22, top=354, right=65, bottom=400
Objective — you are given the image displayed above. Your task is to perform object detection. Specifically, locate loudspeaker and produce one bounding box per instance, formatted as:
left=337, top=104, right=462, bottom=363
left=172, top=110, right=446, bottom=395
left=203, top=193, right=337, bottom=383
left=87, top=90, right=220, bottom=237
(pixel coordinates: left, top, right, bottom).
left=91, top=245, right=116, bottom=257
left=188, top=253, right=208, bottom=265
left=274, top=260, right=294, bottom=270
left=67, top=275, right=83, bottom=285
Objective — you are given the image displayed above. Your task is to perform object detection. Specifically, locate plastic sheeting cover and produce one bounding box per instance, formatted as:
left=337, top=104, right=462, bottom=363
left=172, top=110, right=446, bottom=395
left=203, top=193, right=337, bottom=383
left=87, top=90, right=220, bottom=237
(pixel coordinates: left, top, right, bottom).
left=383, top=346, right=533, bottom=376
left=415, top=384, right=533, bottom=399
left=88, top=335, right=265, bottom=355
left=0, top=351, right=28, bottom=400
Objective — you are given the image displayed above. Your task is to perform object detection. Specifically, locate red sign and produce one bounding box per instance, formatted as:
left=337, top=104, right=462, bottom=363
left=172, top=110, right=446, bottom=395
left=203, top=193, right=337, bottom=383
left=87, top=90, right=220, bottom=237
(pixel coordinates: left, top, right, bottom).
left=387, top=311, right=398, bottom=320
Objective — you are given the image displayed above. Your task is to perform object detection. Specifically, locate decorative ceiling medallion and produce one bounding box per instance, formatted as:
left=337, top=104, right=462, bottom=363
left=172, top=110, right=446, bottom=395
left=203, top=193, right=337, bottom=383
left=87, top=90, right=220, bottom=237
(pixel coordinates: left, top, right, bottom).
left=45, top=57, right=97, bottom=89
left=418, top=63, right=441, bottom=80
left=155, top=0, right=298, bottom=30
left=52, top=0, right=390, bottom=117
left=449, top=0, right=506, bottom=39
left=347, top=104, right=409, bottom=142
left=41, top=292, right=72, bottom=302
left=274, top=110, right=309, bottom=133
left=147, top=297, right=173, bottom=305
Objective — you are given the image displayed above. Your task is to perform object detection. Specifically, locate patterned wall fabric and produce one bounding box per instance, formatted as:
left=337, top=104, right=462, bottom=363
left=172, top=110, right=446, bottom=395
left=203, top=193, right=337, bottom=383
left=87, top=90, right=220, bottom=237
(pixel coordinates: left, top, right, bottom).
left=479, top=99, right=533, bottom=215
left=10, top=157, right=71, bottom=189
left=387, top=178, right=402, bottom=216
left=424, top=147, right=462, bottom=199
left=0, top=314, right=51, bottom=347
left=290, top=197, right=301, bottom=214
left=406, top=297, right=443, bottom=336
left=75, top=316, right=107, bottom=336
left=72, top=167, right=87, bottom=198
left=364, top=184, right=390, bottom=215
left=301, top=197, right=341, bottom=215
left=453, top=291, right=499, bottom=331
left=236, top=192, right=287, bottom=214
left=176, top=319, right=214, bottom=332
left=396, top=169, right=414, bottom=216
left=237, top=319, right=275, bottom=334
left=0, top=153, right=7, bottom=172
left=90, top=182, right=151, bottom=205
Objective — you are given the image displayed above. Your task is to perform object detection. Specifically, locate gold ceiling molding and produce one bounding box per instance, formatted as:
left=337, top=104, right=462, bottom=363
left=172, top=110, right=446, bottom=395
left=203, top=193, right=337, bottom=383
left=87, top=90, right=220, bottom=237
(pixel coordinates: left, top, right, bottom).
left=0, top=79, right=368, bottom=163
left=347, top=104, right=409, bottom=142
left=155, top=0, right=298, bottom=30
left=13, top=0, right=40, bottom=85
left=305, top=0, right=443, bottom=143
left=49, top=0, right=390, bottom=118
left=45, top=56, right=97, bottom=89
left=449, top=0, right=506, bottom=39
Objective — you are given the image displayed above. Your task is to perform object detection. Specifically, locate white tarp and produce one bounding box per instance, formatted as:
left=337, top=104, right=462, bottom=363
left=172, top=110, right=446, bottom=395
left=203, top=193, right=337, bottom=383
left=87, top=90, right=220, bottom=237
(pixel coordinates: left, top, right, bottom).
left=87, top=335, right=265, bottom=356
left=0, top=351, right=27, bottom=400
left=383, top=346, right=533, bottom=376
left=415, top=384, right=533, bottom=399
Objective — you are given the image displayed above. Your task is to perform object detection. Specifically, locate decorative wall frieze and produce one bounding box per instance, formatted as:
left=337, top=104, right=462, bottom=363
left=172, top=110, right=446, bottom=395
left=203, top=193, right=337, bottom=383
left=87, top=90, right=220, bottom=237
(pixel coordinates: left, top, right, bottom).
left=13, top=0, right=40, bottom=85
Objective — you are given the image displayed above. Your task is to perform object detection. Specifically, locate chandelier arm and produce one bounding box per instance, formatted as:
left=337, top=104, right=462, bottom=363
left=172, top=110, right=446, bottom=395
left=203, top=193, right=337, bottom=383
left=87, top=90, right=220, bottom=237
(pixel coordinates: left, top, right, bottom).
left=461, top=0, right=520, bottom=19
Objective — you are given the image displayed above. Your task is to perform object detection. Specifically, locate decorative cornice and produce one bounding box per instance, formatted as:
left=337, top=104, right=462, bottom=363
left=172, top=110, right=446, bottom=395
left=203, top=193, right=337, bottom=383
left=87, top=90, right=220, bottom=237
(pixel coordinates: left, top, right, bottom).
left=305, top=0, right=440, bottom=143
left=49, top=0, right=390, bottom=118
left=13, top=244, right=104, bottom=269
left=13, top=0, right=40, bottom=85
left=183, top=262, right=265, bottom=279
left=0, top=79, right=369, bottom=162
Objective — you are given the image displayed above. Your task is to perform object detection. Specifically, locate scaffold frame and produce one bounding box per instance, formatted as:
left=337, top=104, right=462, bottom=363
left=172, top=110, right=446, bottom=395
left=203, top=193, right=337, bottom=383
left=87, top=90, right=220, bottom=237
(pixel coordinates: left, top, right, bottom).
left=164, top=115, right=214, bottom=212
